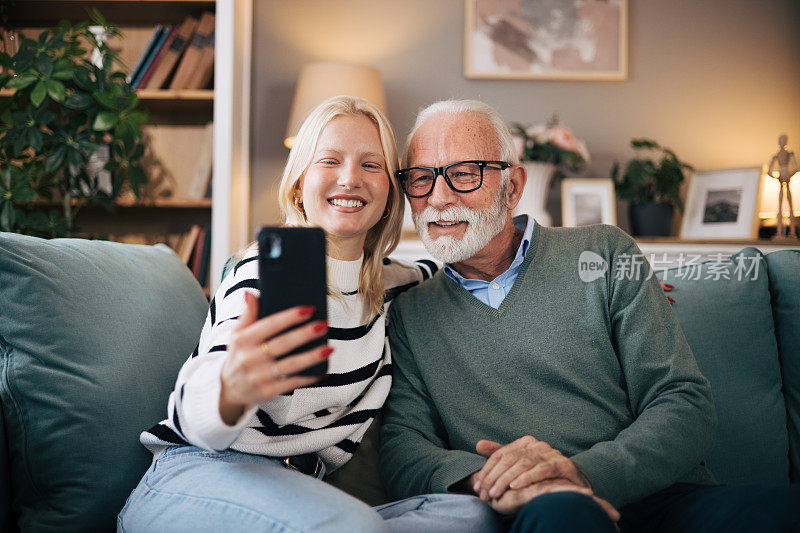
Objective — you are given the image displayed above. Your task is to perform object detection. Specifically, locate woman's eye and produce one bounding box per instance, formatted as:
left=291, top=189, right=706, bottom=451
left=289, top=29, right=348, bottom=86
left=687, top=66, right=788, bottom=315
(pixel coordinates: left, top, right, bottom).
left=363, top=162, right=382, bottom=170
left=319, top=159, right=338, bottom=165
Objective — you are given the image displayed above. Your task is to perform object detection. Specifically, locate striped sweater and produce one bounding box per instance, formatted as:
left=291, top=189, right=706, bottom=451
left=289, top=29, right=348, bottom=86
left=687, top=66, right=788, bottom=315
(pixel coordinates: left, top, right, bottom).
left=141, top=249, right=438, bottom=471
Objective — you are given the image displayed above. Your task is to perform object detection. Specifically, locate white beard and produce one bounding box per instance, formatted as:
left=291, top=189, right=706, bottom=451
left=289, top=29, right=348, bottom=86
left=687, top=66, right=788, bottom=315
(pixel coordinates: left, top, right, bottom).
left=412, top=184, right=509, bottom=264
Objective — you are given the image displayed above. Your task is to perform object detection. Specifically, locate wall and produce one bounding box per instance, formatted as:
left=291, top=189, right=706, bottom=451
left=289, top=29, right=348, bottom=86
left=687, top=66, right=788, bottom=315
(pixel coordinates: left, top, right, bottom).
left=250, top=0, right=800, bottom=234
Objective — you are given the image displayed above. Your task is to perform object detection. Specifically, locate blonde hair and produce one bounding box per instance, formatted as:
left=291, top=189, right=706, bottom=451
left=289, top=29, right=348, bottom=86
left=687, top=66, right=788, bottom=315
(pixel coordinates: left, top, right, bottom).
left=263, top=95, right=404, bottom=319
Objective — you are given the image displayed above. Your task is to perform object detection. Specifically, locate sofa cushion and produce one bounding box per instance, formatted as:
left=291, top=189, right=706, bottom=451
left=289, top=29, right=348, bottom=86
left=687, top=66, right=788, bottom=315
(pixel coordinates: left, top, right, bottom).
left=765, top=250, right=800, bottom=483
left=656, top=247, right=789, bottom=484
left=0, top=233, right=209, bottom=531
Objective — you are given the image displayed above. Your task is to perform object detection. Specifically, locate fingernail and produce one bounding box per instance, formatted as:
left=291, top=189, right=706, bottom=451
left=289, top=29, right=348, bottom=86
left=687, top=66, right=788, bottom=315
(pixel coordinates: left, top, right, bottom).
left=663, top=283, right=674, bottom=289
left=489, top=488, right=498, bottom=498
left=313, top=321, right=329, bottom=333
left=320, top=346, right=334, bottom=359
left=480, top=490, right=488, bottom=501
left=473, top=482, right=481, bottom=493
left=299, top=305, right=315, bottom=317
left=667, top=296, right=675, bottom=303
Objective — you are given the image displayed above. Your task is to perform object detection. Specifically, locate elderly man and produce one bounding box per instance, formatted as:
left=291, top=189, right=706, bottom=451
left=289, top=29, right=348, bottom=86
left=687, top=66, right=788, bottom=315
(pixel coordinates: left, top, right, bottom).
left=379, top=99, right=799, bottom=532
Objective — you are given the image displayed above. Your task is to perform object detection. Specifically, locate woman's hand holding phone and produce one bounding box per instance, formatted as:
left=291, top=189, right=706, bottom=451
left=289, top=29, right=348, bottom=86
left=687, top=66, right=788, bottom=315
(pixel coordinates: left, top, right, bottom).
left=219, top=292, right=332, bottom=426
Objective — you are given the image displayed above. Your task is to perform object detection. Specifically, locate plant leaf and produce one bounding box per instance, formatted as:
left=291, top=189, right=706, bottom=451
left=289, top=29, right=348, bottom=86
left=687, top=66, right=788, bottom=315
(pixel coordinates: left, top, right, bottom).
left=64, top=93, right=93, bottom=110
left=73, top=69, right=93, bottom=90
left=93, top=111, right=119, bottom=131
left=45, top=146, right=67, bottom=173
left=28, top=127, right=43, bottom=152
left=0, top=201, right=15, bottom=231
left=30, top=80, right=47, bottom=107
left=36, top=54, right=54, bottom=77
left=6, top=73, right=38, bottom=90
left=45, top=79, right=66, bottom=103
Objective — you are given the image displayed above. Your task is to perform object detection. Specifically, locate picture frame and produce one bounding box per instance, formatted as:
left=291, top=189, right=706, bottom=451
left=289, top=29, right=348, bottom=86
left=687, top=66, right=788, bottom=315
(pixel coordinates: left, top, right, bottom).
left=464, top=0, right=628, bottom=81
left=680, top=168, right=763, bottom=240
left=561, top=178, right=617, bottom=227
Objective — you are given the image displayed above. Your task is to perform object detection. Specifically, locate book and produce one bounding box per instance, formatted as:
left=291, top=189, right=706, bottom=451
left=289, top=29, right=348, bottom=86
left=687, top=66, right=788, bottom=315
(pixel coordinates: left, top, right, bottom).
left=169, top=12, right=215, bottom=90
left=132, top=26, right=170, bottom=89
left=144, top=16, right=198, bottom=90
left=138, top=25, right=176, bottom=88
left=186, top=24, right=215, bottom=89
left=187, top=121, right=214, bottom=198
left=179, top=224, right=202, bottom=265
left=190, top=225, right=206, bottom=278
left=196, top=224, right=212, bottom=287
left=127, top=25, right=163, bottom=85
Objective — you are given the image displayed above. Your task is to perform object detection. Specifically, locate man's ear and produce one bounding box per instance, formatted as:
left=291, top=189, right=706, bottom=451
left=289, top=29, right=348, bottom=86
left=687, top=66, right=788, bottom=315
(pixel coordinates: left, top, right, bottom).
left=505, top=164, right=527, bottom=211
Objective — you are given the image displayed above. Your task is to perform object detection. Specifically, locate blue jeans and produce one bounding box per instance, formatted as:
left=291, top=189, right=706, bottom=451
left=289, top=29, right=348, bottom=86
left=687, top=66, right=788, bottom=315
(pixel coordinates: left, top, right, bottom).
left=117, top=445, right=502, bottom=532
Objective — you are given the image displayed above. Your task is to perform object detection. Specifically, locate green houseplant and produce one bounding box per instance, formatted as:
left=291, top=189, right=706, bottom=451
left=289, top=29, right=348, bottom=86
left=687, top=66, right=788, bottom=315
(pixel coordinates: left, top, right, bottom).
left=611, top=138, right=693, bottom=236
left=0, top=10, right=149, bottom=238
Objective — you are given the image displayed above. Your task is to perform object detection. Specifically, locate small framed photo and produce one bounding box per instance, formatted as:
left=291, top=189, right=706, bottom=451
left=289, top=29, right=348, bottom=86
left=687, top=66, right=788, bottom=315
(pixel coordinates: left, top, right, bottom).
left=464, top=0, right=628, bottom=81
left=561, top=178, right=617, bottom=227
left=680, top=168, right=763, bottom=240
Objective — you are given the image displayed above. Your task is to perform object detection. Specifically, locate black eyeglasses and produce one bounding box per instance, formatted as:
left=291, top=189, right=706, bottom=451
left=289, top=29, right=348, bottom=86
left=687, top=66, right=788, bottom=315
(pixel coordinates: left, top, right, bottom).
left=396, top=160, right=511, bottom=198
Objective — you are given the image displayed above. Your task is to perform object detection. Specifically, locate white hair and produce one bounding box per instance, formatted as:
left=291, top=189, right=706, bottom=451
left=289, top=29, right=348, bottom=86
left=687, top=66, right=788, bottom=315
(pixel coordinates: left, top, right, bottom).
left=402, top=99, right=519, bottom=168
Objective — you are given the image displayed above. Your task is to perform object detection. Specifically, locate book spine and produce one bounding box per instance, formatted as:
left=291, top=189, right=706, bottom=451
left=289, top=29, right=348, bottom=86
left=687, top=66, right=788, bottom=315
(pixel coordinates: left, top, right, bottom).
left=127, top=25, right=163, bottom=85
left=144, top=16, right=198, bottom=90
left=139, top=25, right=177, bottom=89
left=169, top=11, right=215, bottom=90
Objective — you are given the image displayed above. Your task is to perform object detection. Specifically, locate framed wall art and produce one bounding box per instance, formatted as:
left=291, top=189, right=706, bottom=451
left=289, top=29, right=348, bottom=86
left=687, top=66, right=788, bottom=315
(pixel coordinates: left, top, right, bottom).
left=561, top=178, right=617, bottom=227
left=464, top=0, right=628, bottom=80
left=680, top=168, right=763, bottom=240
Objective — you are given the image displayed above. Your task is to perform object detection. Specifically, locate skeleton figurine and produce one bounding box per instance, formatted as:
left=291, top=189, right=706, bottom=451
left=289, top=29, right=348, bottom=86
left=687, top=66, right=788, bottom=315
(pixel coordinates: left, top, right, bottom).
left=766, top=134, right=799, bottom=238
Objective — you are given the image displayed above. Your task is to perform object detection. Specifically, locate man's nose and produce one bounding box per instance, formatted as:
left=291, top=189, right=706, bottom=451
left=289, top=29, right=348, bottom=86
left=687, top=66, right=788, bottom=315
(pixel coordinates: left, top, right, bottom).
left=337, top=162, right=362, bottom=188
left=427, top=173, right=458, bottom=209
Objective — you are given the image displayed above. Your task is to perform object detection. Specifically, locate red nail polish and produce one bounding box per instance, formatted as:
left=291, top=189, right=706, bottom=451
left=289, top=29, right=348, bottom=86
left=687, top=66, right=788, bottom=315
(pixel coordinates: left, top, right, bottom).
left=299, top=305, right=315, bottom=317
left=667, top=296, right=675, bottom=303
left=320, top=346, right=334, bottom=359
left=664, top=283, right=674, bottom=289
left=313, top=321, right=329, bottom=332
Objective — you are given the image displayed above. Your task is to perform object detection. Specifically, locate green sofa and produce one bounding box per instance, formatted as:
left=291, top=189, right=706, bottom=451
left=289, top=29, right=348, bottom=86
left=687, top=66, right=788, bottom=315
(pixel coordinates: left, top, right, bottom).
left=0, top=233, right=798, bottom=531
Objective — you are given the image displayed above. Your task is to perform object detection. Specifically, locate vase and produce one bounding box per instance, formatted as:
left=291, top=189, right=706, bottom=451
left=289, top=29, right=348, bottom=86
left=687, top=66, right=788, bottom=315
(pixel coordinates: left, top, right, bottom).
left=628, top=202, right=674, bottom=236
left=513, top=162, right=555, bottom=226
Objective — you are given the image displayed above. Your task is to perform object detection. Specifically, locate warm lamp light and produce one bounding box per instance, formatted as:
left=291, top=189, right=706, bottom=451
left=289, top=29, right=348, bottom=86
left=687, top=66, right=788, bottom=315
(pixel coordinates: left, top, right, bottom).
left=760, top=168, right=800, bottom=218
left=283, top=62, right=387, bottom=149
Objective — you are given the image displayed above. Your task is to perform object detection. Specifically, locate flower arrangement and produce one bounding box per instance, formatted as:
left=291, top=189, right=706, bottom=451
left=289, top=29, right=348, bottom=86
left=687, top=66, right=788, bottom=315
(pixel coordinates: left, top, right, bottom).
left=511, top=114, right=590, bottom=181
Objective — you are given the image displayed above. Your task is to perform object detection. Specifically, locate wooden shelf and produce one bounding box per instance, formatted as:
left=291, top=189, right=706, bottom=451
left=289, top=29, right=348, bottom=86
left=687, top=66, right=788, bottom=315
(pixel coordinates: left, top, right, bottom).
left=6, top=1, right=215, bottom=27
left=20, top=198, right=212, bottom=209
left=0, top=89, right=212, bottom=100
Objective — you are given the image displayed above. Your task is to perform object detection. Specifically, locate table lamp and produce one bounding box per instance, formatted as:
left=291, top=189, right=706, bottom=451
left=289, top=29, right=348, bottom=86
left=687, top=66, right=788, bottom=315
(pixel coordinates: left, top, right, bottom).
left=283, top=62, right=387, bottom=149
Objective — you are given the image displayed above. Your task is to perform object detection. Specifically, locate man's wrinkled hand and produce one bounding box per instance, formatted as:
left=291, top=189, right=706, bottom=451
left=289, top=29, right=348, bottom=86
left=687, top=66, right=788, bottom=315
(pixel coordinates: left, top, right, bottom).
left=488, top=479, right=620, bottom=523
left=472, top=436, right=590, bottom=501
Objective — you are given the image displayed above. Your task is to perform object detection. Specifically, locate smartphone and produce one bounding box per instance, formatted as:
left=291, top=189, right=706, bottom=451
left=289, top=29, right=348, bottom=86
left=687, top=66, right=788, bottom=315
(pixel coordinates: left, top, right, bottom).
left=257, top=226, right=328, bottom=376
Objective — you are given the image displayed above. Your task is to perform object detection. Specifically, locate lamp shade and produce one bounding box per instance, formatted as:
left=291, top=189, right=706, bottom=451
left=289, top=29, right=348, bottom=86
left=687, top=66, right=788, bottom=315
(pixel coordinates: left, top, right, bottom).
left=284, top=62, right=387, bottom=149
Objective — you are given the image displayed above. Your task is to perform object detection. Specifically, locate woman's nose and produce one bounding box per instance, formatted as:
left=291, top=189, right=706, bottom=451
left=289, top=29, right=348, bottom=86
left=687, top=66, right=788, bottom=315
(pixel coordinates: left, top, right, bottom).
left=337, top=162, right=362, bottom=188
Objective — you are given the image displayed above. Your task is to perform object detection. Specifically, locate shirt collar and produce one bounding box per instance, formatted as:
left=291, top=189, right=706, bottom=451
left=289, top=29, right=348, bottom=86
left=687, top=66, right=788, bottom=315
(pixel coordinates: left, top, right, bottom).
left=443, top=214, right=534, bottom=284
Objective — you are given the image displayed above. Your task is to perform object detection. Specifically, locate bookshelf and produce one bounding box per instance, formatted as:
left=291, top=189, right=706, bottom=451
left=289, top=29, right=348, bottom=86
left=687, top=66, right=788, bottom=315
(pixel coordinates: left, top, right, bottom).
left=3, top=0, right=253, bottom=295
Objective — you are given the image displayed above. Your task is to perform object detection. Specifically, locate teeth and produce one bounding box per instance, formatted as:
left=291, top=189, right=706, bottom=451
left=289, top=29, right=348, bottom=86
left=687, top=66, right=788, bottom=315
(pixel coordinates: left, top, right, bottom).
left=329, top=198, right=365, bottom=208
left=435, top=221, right=461, bottom=227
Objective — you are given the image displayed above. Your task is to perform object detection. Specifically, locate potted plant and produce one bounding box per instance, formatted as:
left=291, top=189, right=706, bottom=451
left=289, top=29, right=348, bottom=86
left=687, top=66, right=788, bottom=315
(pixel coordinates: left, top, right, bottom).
left=0, top=9, right=149, bottom=238
left=512, top=114, right=590, bottom=226
left=611, top=138, right=693, bottom=237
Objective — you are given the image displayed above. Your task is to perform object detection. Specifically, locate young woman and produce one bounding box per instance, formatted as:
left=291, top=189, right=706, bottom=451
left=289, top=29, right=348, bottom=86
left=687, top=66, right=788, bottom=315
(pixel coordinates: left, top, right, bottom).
left=118, top=96, right=502, bottom=532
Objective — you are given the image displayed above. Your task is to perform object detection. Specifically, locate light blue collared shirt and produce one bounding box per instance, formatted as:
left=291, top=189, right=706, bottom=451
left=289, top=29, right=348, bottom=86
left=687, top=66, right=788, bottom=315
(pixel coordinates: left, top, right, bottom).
left=443, top=215, right=534, bottom=309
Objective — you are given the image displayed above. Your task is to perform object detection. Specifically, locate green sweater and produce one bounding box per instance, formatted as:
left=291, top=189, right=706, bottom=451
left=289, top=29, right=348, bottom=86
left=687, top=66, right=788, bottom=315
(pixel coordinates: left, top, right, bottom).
left=380, top=222, right=717, bottom=508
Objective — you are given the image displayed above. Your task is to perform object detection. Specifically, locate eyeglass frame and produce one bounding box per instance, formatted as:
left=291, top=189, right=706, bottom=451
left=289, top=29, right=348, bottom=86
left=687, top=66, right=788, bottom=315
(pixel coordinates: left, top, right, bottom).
left=395, top=160, right=511, bottom=198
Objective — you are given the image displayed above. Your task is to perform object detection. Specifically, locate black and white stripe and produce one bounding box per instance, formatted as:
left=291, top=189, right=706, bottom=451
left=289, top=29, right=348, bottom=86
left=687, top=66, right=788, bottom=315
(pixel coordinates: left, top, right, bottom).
left=141, top=249, right=429, bottom=470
